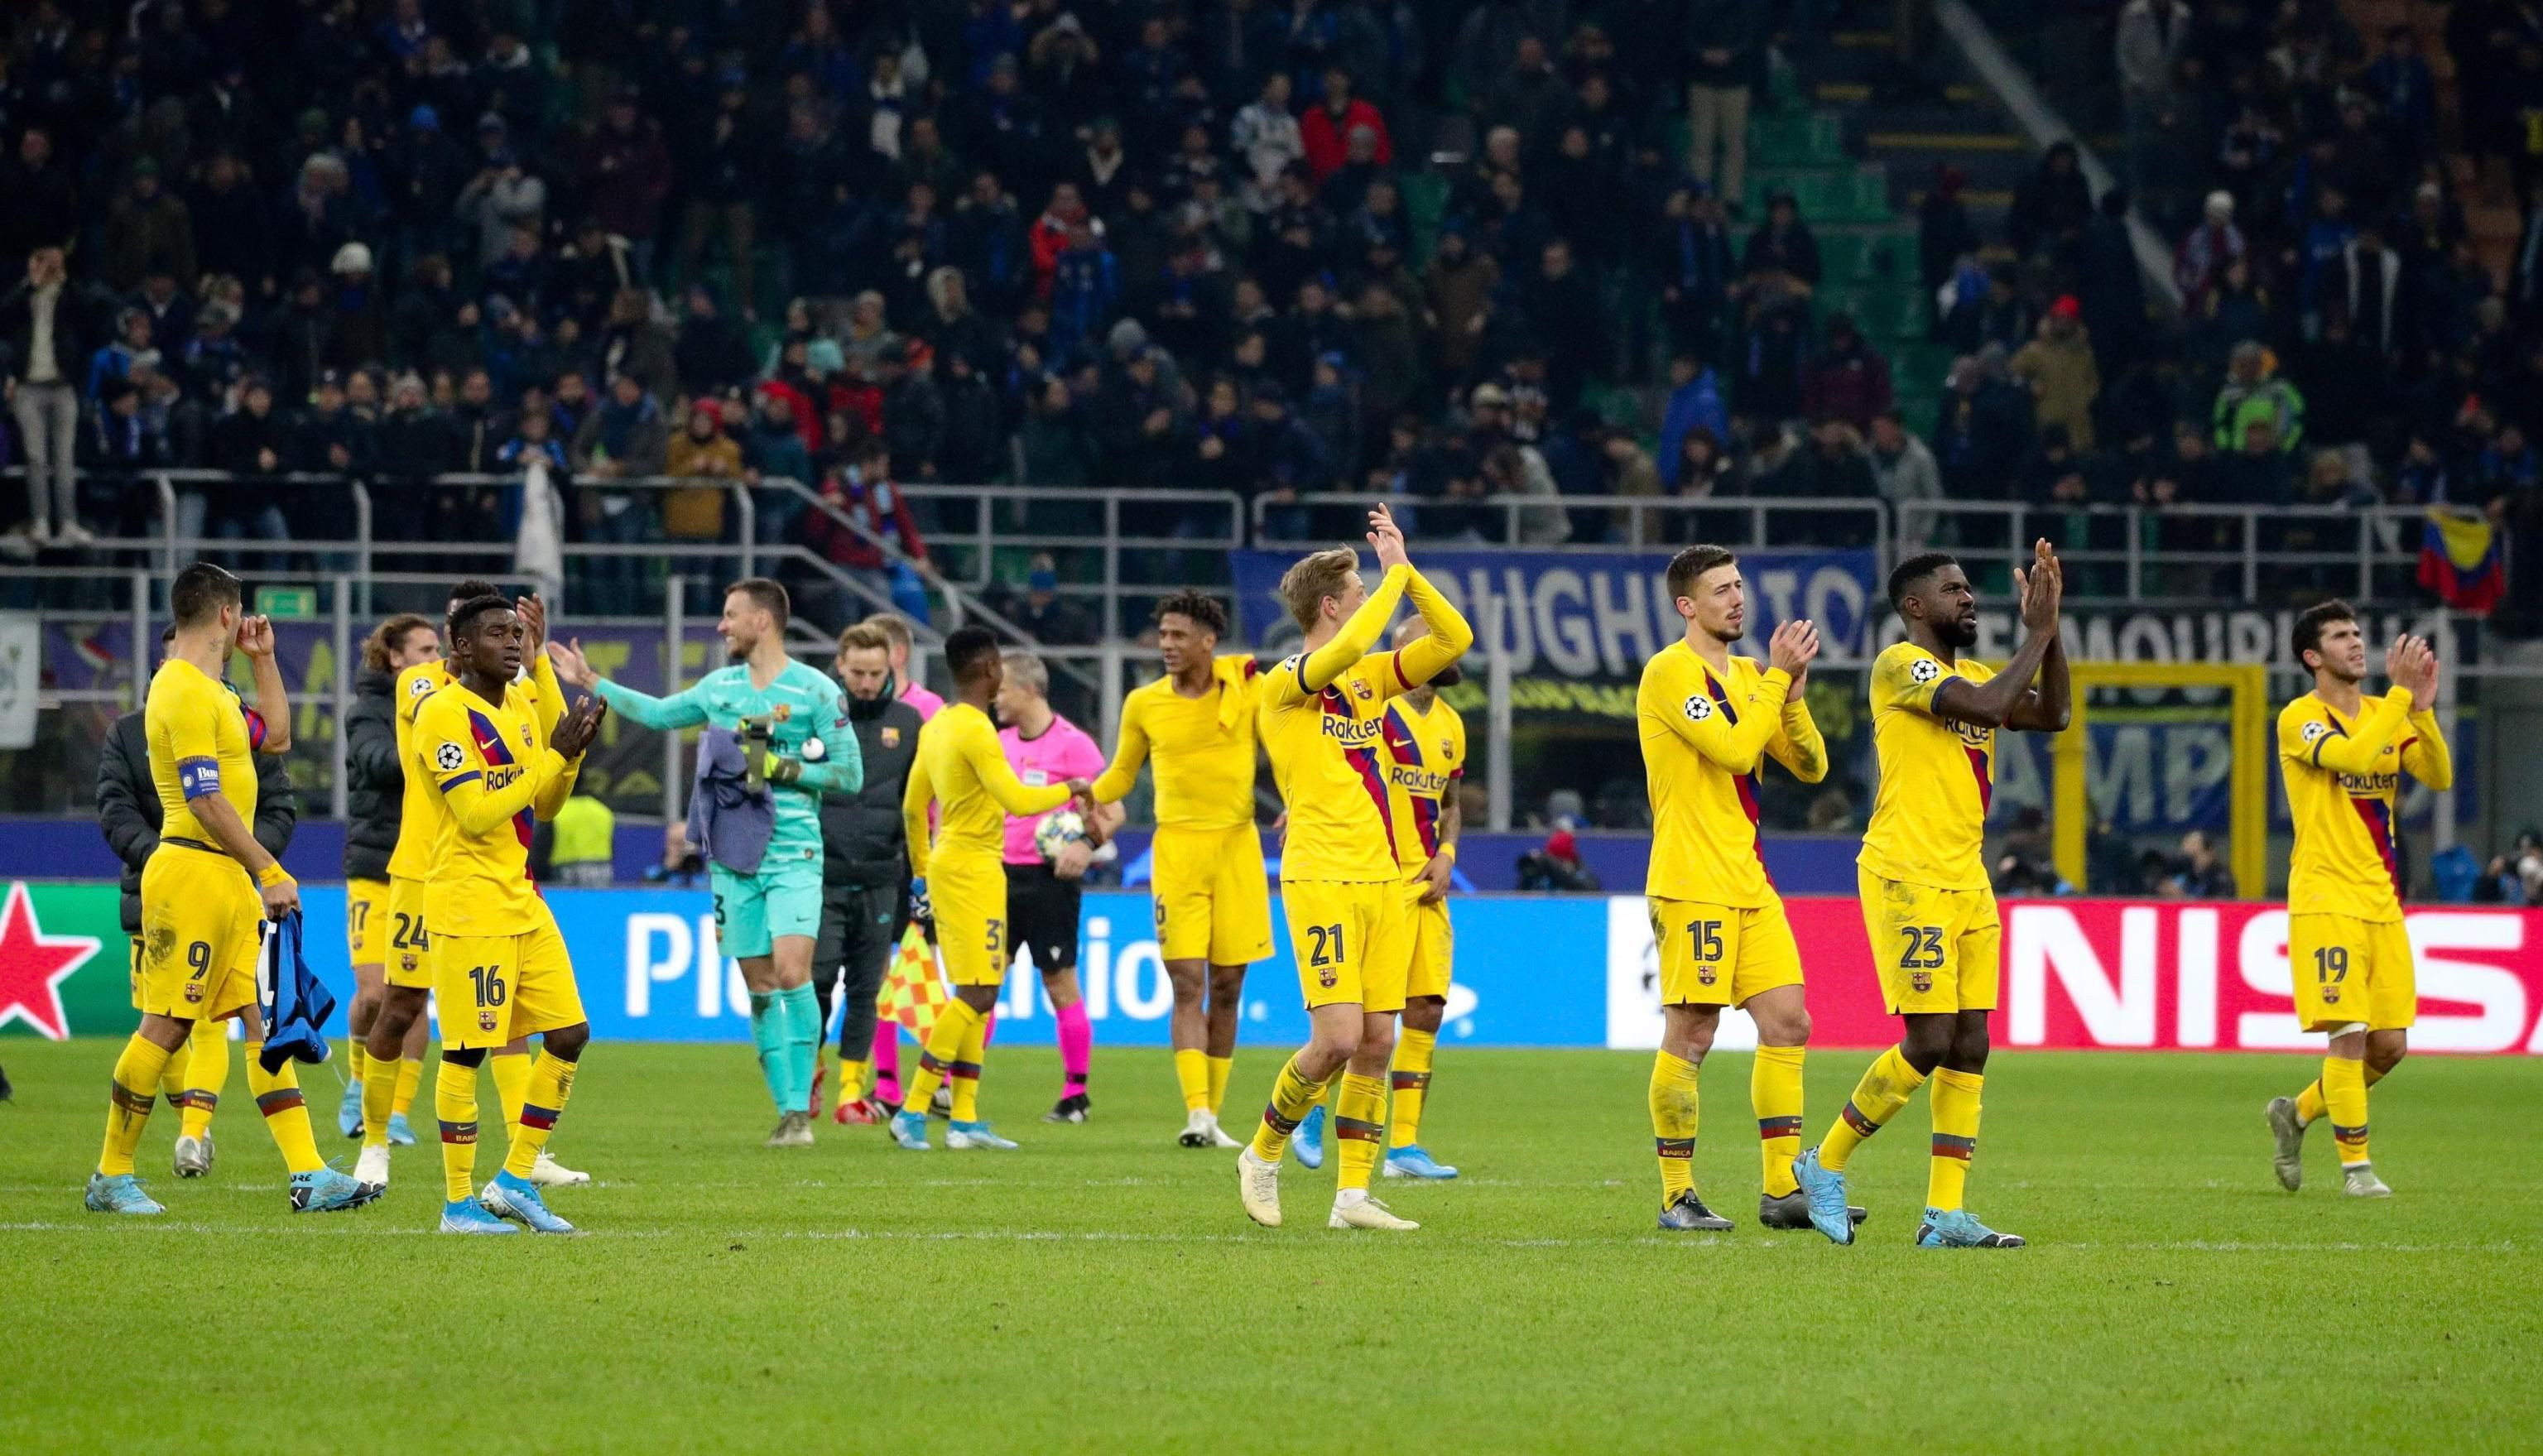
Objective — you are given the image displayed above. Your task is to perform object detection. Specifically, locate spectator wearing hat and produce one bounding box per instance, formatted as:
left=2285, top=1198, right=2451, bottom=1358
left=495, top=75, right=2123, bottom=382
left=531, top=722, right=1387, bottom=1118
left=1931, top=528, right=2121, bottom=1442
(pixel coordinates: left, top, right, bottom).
left=665, top=397, right=743, bottom=545
left=2175, top=191, right=2247, bottom=309
left=327, top=240, right=388, bottom=371
left=2010, top=296, right=2102, bottom=450
left=102, top=159, right=196, bottom=294
left=1013, top=553, right=1097, bottom=644
left=1027, top=9, right=1107, bottom=135
left=454, top=114, right=546, bottom=271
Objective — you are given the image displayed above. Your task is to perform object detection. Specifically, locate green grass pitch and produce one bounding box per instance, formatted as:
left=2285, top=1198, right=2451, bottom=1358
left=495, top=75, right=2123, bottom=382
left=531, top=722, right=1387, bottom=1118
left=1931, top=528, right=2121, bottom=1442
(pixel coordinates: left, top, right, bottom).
left=0, top=1041, right=2534, bottom=1454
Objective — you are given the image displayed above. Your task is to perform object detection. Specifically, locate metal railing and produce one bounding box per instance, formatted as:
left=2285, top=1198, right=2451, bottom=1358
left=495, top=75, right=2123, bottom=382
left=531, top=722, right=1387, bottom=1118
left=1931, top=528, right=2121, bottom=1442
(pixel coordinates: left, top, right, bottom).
left=1252, top=492, right=1894, bottom=565
left=885, top=484, right=1247, bottom=641
left=1898, top=500, right=2440, bottom=606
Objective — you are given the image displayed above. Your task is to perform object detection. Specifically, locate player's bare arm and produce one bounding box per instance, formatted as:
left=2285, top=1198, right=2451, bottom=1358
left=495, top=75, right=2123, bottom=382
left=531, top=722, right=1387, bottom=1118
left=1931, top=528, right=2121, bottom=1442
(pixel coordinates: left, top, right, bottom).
left=235, top=613, right=293, bottom=753
left=1933, top=540, right=2062, bottom=730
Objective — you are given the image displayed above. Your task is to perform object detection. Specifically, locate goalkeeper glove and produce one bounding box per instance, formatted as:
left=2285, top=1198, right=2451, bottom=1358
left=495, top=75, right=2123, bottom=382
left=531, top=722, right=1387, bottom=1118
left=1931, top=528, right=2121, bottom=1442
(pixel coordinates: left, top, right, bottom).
left=761, top=750, right=803, bottom=786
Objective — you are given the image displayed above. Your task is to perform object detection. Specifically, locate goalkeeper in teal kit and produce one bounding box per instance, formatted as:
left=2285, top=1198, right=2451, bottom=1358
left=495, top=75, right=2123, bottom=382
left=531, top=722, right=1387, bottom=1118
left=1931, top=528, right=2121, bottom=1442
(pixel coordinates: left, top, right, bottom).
left=548, top=579, right=863, bottom=1146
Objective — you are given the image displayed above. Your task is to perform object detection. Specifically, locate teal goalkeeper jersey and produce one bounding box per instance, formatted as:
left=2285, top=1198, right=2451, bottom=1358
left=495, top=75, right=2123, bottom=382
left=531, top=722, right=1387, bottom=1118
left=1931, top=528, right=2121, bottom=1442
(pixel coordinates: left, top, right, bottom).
left=596, top=659, right=863, bottom=860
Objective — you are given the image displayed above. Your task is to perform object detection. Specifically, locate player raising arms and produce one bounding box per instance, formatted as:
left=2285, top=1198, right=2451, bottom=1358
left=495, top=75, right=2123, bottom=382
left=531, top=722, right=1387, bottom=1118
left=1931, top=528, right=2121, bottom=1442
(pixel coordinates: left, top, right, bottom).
left=550, top=579, right=863, bottom=1147
left=889, top=627, right=1084, bottom=1151
left=2264, top=604, right=2452, bottom=1198
left=1238, top=504, right=1472, bottom=1233
left=1637, top=545, right=1846, bottom=1233
left=1792, top=544, right=2069, bottom=1249
left=1086, top=589, right=1272, bottom=1150
left=87, top=563, right=373, bottom=1216
left=1374, top=615, right=1467, bottom=1180
left=416, top=597, right=607, bottom=1234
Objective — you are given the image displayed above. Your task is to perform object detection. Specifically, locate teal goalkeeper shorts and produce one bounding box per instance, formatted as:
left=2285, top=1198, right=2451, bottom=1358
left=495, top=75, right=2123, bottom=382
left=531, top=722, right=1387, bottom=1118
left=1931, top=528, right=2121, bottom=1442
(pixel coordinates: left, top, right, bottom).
left=710, top=849, right=825, bottom=959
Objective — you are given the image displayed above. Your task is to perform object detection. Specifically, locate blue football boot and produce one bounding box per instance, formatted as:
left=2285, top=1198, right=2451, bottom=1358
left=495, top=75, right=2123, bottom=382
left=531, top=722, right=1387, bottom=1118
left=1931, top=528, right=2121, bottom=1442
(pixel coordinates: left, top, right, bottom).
left=1291, top=1105, right=1326, bottom=1170
left=85, top=1172, right=165, bottom=1215
left=386, top=1111, right=416, bottom=1146
left=337, top=1080, right=365, bottom=1138
left=890, top=1108, right=933, bottom=1151
left=482, top=1170, right=578, bottom=1233
left=1382, top=1144, right=1459, bottom=1180
left=1791, top=1147, right=1856, bottom=1245
left=290, top=1163, right=380, bottom=1213
left=1916, top=1208, right=2026, bottom=1248
left=439, top=1198, right=518, bottom=1234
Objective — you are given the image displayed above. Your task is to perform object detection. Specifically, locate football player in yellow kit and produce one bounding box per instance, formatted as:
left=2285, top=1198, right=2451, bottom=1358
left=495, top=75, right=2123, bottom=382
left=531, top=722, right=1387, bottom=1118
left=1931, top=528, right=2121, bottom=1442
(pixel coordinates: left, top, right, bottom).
left=1636, top=545, right=1855, bottom=1234
left=1792, top=543, right=2068, bottom=1249
left=2263, top=603, right=2451, bottom=1198
left=1236, top=505, right=1472, bottom=1233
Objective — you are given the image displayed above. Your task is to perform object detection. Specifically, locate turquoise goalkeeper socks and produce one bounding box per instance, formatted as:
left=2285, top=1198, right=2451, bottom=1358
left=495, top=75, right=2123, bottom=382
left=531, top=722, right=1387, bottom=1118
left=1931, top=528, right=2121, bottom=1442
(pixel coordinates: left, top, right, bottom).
left=749, top=992, right=793, bottom=1114
left=780, top=983, right=820, bottom=1116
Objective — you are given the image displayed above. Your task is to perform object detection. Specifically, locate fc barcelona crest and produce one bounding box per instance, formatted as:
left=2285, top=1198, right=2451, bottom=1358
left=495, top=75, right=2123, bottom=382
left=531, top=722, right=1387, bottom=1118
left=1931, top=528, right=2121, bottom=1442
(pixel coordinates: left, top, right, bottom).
left=1911, top=971, right=1933, bottom=994
left=478, top=1010, right=499, bottom=1031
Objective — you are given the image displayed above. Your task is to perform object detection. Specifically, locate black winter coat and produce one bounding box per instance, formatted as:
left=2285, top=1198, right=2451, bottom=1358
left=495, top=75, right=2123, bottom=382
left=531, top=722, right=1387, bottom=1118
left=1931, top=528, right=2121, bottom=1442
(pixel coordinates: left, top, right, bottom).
left=343, top=669, right=403, bottom=880
left=819, top=686, right=925, bottom=888
left=98, top=709, right=299, bottom=935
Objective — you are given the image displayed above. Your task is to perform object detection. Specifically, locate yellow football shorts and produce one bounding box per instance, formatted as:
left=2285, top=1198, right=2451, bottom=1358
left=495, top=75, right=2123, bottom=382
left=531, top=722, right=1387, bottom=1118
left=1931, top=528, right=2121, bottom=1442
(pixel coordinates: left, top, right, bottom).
left=385, top=875, right=433, bottom=990
left=930, top=852, right=1011, bottom=987
left=1150, top=823, right=1274, bottom=965
left=1859, top=867, right=2001, bottom=1016
left=1282, top=878, right=1411, bottom=1015
left=1648, top=895, right=1804, bottom=1008
left=430, top=910, right=582, bottom=1051
left=2288, top=912, right=2416, bottom=1032
left=1405, top=882, right=1454, bottom=1001
left=346, top=876, right=391, bottom=970
left=134, top=843, right=262, bottom=1021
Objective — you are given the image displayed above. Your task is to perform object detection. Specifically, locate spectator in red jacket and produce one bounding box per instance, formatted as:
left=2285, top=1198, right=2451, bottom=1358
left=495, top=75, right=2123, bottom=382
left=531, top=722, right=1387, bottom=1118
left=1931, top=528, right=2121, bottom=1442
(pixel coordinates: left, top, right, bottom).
left=1299, top=67, right=1392, bottom=184
left=1027, top=181, right=1093, bottom=300
left=810, top=436, right=929, bottom=589
left=1803, top=313, right=1896, bottom=431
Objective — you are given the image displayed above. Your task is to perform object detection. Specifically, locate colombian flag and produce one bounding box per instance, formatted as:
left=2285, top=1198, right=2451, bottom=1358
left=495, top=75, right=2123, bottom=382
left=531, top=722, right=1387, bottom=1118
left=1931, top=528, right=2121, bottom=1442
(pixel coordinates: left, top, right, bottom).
left=2416, top=507, right=2502, bottom=616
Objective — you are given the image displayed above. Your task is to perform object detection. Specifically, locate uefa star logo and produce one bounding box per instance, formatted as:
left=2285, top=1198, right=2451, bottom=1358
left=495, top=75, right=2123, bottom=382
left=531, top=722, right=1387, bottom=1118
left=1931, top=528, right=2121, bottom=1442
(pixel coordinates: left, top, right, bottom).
left=1910, top=657, right=1941, bottom=684
left=0, top=882, right=103, bottom=1040
left=1682, top=694, right=1712, bottom=723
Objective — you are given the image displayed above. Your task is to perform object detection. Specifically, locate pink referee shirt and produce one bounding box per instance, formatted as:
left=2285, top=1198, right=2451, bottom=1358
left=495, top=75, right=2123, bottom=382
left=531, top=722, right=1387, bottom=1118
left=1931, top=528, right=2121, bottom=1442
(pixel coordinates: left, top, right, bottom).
left=999, top=714, right=1106, bottom=864
left=900, top=678, right=944, bottom=720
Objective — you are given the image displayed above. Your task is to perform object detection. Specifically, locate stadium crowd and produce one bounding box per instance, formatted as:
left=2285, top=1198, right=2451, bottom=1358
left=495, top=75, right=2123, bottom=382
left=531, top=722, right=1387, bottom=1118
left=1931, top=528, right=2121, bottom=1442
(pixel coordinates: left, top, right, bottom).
left=0, top=0, right=2531, bottom=627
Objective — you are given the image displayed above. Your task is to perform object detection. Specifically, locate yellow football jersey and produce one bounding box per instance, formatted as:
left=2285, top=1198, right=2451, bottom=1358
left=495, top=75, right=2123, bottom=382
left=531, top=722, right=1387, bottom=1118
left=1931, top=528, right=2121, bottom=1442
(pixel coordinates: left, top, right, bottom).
left=1380, top=691, right=1465, bottom=876
left=1859, top=641, right=1997, bottom=891
left=145, top=656, right=257, bottom=848
left=1091, top=654, right=1261, bottom=830
left=1637, top=643, right=1826, bottom=908
left=2278, top=689, right=2452, bottom=922
left=903, top=700, right=1071, bottom=876
left=413, top=680, right=576, bottom=936
left=384, top=657, right=454, bottom=881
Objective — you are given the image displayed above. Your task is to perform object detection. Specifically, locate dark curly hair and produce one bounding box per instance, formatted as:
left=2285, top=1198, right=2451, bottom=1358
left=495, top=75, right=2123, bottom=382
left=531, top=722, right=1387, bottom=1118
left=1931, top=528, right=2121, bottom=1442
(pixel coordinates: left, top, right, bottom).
left=1153, top=589, right=1229, bottom=640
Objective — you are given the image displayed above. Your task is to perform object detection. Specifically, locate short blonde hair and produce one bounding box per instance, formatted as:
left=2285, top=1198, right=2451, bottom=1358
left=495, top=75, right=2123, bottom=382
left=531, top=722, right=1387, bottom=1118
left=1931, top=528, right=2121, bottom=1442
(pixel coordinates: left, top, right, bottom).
left=858, top=612, right=916, bottom=651
left=1279, top=548, right=1360, bottom=631
left=836, top=622, right=892, bottom=656
left=1001, top=650, right=1049, bottom=698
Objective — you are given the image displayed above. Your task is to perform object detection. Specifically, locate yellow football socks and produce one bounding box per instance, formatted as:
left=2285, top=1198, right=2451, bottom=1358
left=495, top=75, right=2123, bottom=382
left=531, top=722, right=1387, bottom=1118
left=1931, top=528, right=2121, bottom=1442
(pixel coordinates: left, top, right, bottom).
left=2293, top=1062, right=2384, bottom=1127
left=244, top=1042, right=324, bottom=1175
left=903, top=999, right=984, bottom=1114
left=1752, top=1043, right=1806, bottom=1198
left=1174, top=1048, right=1210, bottom=1112
left=360, top=1051, right=399, bottom=1150
left=1206, top=1055, right=1233, bottom=1116
left=491, top=1051, right=532, bottom=1133
left=1926, top=1068, right=1983, bottom=1212
left=178, top=1017, right=228, bottom=1139
left=436, top=1060, right=481, bottom=1203
left=349, top=1040, right=368, bottom=1085
left=1388, top=1029, right=1436, bottom=1150
left=501, top=1053, right=579, bottom=1179
left=1649, top=1050, right=1700, bottom=1204
left=1247, top=1054, right=1330, bottom=1162
left=99, top=1033, right=174, bottom=1176
left=949, top=1008, right=990, bottom=1123
left=837, top=1056, right=868, bottom=1109
left=392, top=1055, right=425, bottom=1117
left=1333, top=1073, right=1387, bottom=1190
left=2323, top=1055, right=2371, bottom=1166
left=1819, top=1045, right=1927, bottom=1172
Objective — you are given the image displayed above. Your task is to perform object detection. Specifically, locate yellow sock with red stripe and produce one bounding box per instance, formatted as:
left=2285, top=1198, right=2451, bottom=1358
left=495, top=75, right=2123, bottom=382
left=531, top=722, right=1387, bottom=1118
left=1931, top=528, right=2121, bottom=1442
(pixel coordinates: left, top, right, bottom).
left=392, top=1055, right=425, bottom=1117
left=1752, top=1043, right=1806, bottom=1198
left=244, top=1042, right=324, bottom=1175
left=2293, top=1062, right=2383, bottom=1127
left=1174, top=1048, right=1210, bottom=1113
left=1649, top=1050, right=1700, bottom=1206
left=490, top=1051, right=532, bottom=1135
left=1206, top=1055, right=1233, bottom=1116
left=1387, top=1029, right=1436, bottom=1150
left=1246, top=1055, right=1332, bottom=1162
left=2323, top=1055, right=2372, bottom=1166
left=904, top=1000, right=983, bottom=1114
left=178, top=1017, right=229, bottom=1139
left=502, top=1053, right=579, bottom=1178
left=361, top=1050, right=399, bottom=1150
left=99, top=1034, right=174, bottom=1176
left=1333, top=1073, right=1388, bottom=1191
left=949, top=1008, right=989, bottom=1122
left=1818, top=1045, right=1926, bottom=1172
left=1925, top=1069, right=1983, bottom=1211
left=435, top=1060, right=481, bottom=1203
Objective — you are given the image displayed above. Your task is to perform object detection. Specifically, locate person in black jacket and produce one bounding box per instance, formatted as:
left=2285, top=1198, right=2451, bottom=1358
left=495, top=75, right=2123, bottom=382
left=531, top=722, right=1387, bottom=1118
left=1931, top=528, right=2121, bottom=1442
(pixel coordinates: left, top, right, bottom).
left=811, top=622, right=927, bottom=1125
left=95, top=624, right=298, bottom=1180
left=337, top=612, right=439, bottom=1145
